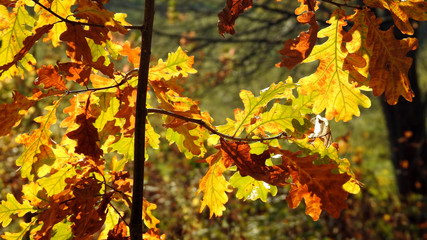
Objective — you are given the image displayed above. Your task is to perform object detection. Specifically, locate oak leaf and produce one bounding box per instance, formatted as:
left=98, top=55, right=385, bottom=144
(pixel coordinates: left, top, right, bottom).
left=0, top=91, right=36, bottom=136
left=35, top=65, right=67, bottom=91
left=363, top=0, right=427, bottom=35
left=276, top=0, right=319, bottom=69
left=0, top=193, right=36, bottom=228
left=298, top=9, right=371, bottom=121
left=0, top=3, right=36, bottom=80
left=196, top=151, right=233, bottom=217
left=218, top=0, right=253, bottom=36
left=66, top=114, right=103, bottom=159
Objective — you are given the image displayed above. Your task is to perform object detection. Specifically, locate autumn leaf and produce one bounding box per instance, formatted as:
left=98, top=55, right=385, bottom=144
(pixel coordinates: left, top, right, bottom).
left=276, top=0, right=319, bottom=69
left=120, top=41, right=141, bottom=67
left=0, top=193, right=36, bottom=228
left=0, top=91, right=37, bottom=136
left=35, top=65, right=67, bottom=91
left=57, top=62, right=91, bottom=86
left=196, top=151, right=232, bottom=217
left=220, top=139, right=291, bottom=186
left=363, top=0, right=427, bottom=35
left=229, top=170, right=278, bottom=202
left=217, top=81, right=296, bottom=137
left=0, top=3, right=36, bottom=80
left=66, top=113, right=104, bottom=159
left=16, top=102, right=60, bottom=180
left=34, top=0, right=76, bottom=47
left=0, top=24, right=53, bottom=76
left=217, top=0, right=253, bottom=36
left=74, top=0, right=129, bottom=34
left=283, top=149, right=351, bottom=220
left=298, top=9, right=371, bottom=121
left=363, top=10, right=417, bottom=104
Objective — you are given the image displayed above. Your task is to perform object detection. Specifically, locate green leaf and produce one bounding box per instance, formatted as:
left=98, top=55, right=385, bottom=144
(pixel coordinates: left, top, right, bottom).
left=230, top=171, right=278, bottom=202
left=0, top=3, right=36, bottom=80
left=98, top=206, right=120, bottom=240
left=110, top=136, right=134, bottom=161
left=0, top=193, right=36, bottom=228
left=51, top=221, right=73, bottom=240
left=217, top=81, right=296, bottom=137
left=37, top=166, right=77, bottom=196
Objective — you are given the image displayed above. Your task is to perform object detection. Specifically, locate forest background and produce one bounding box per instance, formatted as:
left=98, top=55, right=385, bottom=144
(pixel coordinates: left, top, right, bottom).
left=0, top=0, right=427, bottom=239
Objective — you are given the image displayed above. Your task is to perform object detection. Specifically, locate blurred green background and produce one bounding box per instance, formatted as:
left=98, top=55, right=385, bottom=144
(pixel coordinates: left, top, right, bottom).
left=1, top=0, right=427, bottom=239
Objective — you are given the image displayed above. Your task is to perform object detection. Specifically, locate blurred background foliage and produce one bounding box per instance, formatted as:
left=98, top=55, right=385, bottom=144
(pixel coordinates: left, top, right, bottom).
left=1, top=0, right=427, bottom=239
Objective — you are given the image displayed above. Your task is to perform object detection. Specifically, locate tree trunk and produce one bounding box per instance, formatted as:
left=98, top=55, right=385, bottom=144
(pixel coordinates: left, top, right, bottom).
left=380, top=28, right=427, bottom=195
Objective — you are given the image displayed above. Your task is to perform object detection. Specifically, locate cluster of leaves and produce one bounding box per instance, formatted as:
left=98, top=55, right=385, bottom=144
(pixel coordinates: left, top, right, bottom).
left=0, top=0, right=425, bottom=239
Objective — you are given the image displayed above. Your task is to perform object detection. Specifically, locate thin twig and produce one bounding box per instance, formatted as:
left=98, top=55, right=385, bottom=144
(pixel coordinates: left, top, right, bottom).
left=108, top=202, right=130, bottom=227
left=65, top=69, right=138, bottom=95
left=147, top=108, right=289, bottom=142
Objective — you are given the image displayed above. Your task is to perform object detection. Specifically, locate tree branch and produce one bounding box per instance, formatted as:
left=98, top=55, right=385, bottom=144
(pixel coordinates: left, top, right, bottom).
left=147, top=108, right=289, bottom=142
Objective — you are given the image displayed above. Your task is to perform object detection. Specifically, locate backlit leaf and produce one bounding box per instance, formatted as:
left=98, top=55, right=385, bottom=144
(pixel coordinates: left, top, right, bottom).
left=217, top=0, right=253, bottom=36
left=196, top=152, right=232, bottom=217
left=363, top=0, right=427, bottom=35
left=0, top=193, right=36, bottom=228
left=298, top=9, right=371, bottom=121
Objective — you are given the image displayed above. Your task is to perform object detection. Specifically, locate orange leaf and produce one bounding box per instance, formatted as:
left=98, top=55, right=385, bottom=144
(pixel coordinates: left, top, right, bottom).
left=276, top=0, right=319, bottom=70
left=57, top=62, right=91, bottom=86
left=115, top=86, right=136, bottom=136
left=120, top=41, right=140, bottom=67
left=218, top=0, right=253, bottom=36
left=66, top=114, right=103, bottom=159
left=282, top=149, right=351, bottom=220
left=74, top=0, right=128, bottom=34
left=363, top=0, right=427, bottom=35
left=107, top=221, right=130, bottom=240
left=35, top=65, right=67, bottom=91
left=364, top=10, right=417, bottom=104
left=0, top=91, right=36, bottom=136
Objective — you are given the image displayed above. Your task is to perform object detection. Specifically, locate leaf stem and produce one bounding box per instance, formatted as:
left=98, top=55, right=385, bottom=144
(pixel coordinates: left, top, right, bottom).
left=130, top=0, right=155, bottom=239
left=147, top=108, right=289, bottom=142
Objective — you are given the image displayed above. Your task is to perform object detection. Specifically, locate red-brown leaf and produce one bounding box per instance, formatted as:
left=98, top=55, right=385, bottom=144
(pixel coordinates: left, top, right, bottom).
left=0, top=91, right=36, bottom=136
left=57, top=62, right=91, bottom=86
left=218, top=0, right=253, bottom=36
left=66, top=114, right=103, bottom=159
left=276, top=0, right=319, bottom=70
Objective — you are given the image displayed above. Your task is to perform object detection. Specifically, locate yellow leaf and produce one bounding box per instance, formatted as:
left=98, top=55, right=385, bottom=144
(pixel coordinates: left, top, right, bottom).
left=0, top=193, right=36, bottom=228
left=299, top=9, right=371, bottom=121
left=196, top=152, right=232, bottom=218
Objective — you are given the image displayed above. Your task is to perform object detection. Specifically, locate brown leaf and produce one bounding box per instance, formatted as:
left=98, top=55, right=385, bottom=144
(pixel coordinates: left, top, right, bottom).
left=218, top=0, right=253, bottom=36
left=60, top=23, right=94, bottom=63
left=0, top=91, right=36, bottom=136
left=276, top=0, right=319, bottom=70
left=220, top=139, right=291, bottom=186
left=66, top=114, right=103, bottom=159
left=57, top=62, right=91, bottom=86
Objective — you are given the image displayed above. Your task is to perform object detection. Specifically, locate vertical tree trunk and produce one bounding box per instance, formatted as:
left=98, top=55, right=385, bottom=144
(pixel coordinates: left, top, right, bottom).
left=131, top=0, right=155, bottom=239
left=381, top=33, right=427, bottom=195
